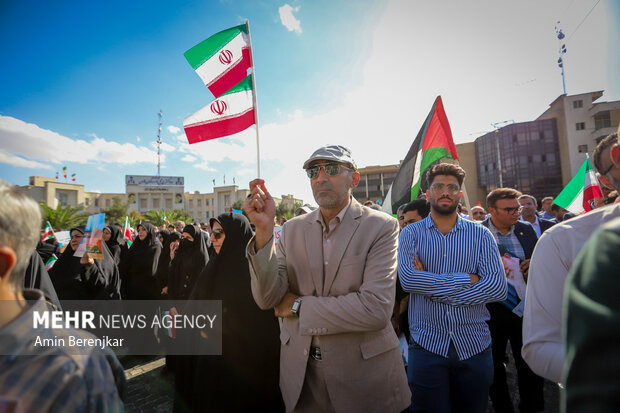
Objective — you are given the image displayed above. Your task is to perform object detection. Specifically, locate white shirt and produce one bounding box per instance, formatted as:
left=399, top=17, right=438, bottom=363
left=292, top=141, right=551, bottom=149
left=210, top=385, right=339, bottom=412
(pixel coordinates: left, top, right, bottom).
left=522, top=204, right=620, bottom=383
left=520, top=216, right=542, bottom=237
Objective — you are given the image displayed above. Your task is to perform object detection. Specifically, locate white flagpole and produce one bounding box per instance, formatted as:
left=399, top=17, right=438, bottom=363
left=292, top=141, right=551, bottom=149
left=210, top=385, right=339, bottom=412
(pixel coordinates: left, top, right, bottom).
left=245, top=19, right=261, bottom=178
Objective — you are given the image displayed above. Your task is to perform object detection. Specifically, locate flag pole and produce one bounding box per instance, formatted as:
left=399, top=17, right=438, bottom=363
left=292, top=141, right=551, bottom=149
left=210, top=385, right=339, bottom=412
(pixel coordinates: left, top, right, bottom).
left=245, top=19, right=261, bottom=178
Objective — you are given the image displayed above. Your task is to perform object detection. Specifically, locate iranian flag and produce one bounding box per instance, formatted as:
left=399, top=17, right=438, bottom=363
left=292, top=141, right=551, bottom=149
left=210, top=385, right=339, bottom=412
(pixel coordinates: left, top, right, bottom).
left=183, top=75, right=255, bottom=144
left=184, top=23, right=252, bottom=98
left=554, top=158, right=603, bottom=214
left=122, top=216, right=133, bottom=247
left=163, top=213, right=169, bottom=224
left=45, top=255, right=58, bottom=271
left=382, top=96, right=459, bottom=213
left=71, top=173, right=76, bottom=182
left=63, top=166, right=67, bottom=179
left=42, top=221, right=54, bottom=241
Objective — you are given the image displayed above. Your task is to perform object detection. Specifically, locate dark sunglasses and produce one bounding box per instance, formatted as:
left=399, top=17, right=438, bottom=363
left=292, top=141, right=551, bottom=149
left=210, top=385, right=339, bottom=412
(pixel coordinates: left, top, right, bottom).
left=305, top=163, right=352, bottom=179
left=211, top=228, right=225, bottom=240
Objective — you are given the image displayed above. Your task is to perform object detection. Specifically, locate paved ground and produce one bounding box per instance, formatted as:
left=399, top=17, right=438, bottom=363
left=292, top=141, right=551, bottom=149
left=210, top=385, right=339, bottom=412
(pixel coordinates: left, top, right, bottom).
left=122, top=352, right=560, bottom=413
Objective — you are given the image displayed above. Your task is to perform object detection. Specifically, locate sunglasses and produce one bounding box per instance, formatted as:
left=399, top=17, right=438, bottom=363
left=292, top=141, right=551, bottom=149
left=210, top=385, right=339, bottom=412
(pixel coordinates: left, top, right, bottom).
left=211, top=228, right=225, bottom=240
left=305, top=163, right=352, bottom=179
left=430, top=183, right=460, bottom=195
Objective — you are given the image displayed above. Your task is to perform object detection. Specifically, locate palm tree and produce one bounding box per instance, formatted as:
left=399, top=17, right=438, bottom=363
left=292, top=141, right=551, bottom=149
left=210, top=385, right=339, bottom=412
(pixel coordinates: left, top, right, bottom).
left=100, top=197, right=132, bottom=224
left=40, top=202, right=89, bottom=231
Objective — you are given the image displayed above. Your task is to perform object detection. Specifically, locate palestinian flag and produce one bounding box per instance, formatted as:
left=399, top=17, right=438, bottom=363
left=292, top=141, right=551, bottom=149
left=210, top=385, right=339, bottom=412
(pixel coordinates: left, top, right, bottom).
left=184, top=23, right=252, bottom=98
left=122, top=216, right=133, bottom=247
left=63, top=166, right=67, bottom=178
left=184, top=75, right=255, bottom=144
left=45, top=255, right=58, bottom=271
left=554, top=157, right=603, bottom=214
left=42, top=221, right=54, bottom=241
left=71, top=173, right=76, bottom=182
left=382, top=96, right=459, bottom=213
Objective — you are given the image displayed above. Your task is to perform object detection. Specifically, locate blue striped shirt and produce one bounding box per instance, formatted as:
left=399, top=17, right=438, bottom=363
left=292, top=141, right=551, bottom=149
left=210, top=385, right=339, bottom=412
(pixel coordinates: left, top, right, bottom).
left=398, top=215, right=507, bottom=360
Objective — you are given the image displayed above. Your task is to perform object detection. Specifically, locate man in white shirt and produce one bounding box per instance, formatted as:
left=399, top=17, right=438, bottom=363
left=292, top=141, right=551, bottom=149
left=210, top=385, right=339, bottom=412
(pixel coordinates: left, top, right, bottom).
left=518, top=194, right=555, bottom=237
left=522, top=203, right=620, bottom=383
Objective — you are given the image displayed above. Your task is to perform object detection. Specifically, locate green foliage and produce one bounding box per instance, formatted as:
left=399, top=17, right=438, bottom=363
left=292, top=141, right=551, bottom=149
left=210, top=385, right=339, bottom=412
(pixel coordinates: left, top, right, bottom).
left=100, top=197, right=132, bottom=224
left=40, top=202, right=88, bottom=231
left=276, top=201, right=302, bottom=220
left=128, top=210, right=144, bottom=228
left=231, top=199, right=247, bottom=217
left=143, top=208, right=194, bottom=226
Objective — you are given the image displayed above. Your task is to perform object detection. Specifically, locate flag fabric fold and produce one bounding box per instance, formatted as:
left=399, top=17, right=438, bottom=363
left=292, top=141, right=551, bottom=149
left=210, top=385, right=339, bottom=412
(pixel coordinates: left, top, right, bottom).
left=42, top=221, right=55, bottom=241
left=554, top=158, right=603, bottom=214
left=382, top=96, right=459, bottom=214
left=183, top=75, right=255, bottom=144
left=184, top=24, right=252, bottom=98
left=122, top=216, right=133, bottom=247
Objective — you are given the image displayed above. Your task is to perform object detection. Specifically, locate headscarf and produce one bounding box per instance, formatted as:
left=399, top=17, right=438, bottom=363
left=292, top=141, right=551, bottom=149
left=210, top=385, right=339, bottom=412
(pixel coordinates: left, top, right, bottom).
left=48, top=226, right=121, bottom=300
left=167, top=224, right=209, bottom=300
left=180, top=213, right=281, bottom=411
left=125, top=222, right=161, bottom=299
left=104, top=225, right=123, bottom=266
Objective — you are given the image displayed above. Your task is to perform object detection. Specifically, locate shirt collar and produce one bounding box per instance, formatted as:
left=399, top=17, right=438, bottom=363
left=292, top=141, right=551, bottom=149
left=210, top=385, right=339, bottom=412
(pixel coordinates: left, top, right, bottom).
left=316, top=196, right=351, bottom=230
left=488, top=218, right=515, bottom=236
left=423, top=213, right=466, bottom=233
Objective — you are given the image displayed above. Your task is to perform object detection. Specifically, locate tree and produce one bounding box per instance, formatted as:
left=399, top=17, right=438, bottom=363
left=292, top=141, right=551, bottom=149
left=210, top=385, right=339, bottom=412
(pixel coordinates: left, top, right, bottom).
left=128, top=210, right=144, bottom=228
left=100, top=197, right=132, bottom=224
left=231, top=200, right=247, bottom=217
left=40, top=202, right=89, bottom=231
left=143, top=208, right=194, bottom=226
left=143, top=209, right=169, bottom=226
left=275, top=201, right=301, bottom=220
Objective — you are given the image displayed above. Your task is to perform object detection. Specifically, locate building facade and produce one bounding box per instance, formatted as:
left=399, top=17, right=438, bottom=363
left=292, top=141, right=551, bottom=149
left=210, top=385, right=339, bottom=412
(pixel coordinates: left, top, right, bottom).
left=351, top=164, right=399, bottom=204
left=537, top=90, right=620, bottom=185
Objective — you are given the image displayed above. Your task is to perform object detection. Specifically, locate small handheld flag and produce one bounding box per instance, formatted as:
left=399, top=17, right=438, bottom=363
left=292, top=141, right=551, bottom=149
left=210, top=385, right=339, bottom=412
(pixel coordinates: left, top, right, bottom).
left=42, top=221, right=55, bottom=241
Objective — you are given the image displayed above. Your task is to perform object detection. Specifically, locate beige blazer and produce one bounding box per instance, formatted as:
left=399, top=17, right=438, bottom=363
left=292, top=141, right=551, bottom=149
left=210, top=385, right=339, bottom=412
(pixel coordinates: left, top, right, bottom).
left=247, top=199, right=410, bottom=412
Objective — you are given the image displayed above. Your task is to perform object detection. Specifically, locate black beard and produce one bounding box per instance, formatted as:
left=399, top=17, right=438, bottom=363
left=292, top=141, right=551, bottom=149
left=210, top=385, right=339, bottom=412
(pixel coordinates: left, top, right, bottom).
left=430, top=197, right=458, bottom=215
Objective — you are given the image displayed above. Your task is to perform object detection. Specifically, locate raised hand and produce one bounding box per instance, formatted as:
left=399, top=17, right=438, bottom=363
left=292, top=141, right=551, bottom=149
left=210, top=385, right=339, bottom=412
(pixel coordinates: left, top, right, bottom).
left=244, top=178, right=276, bottom=250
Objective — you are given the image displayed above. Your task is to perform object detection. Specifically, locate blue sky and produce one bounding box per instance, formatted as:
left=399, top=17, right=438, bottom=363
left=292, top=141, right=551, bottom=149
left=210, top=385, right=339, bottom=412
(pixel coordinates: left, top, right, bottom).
left=1, top=0, right=618, bottom=204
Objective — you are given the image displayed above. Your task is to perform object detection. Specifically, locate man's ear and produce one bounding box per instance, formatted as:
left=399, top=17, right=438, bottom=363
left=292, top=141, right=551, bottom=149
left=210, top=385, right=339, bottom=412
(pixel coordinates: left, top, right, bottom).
left=350, top=171, right=361, bottom=189
left=0, top=247, right=17, bottom=282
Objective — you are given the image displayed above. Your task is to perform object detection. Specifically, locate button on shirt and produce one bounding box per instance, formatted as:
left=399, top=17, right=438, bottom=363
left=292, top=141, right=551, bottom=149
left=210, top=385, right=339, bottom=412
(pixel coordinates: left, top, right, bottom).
left=487, top=219, right=526, bottom=261
left=398, top=215, right=507, bottom=360
left=310, top=197, right=350, bottom=347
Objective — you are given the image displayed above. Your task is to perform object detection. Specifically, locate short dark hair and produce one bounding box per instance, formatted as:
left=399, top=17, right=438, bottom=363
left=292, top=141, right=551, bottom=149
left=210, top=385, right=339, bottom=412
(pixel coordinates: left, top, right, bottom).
left=425, top=163, right=466, bottom=188
left=593, top=133, right=618, bottom=173
left=402, top=199, right=430, bottom=218
left=487, top=188, right=522, bottom=208
left=518, top=194, right=537, bottom=205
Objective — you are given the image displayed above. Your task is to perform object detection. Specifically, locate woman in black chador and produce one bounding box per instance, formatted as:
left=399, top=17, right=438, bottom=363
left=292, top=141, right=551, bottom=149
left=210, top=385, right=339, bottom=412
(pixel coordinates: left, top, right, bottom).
left=174, top=213, right=283, bottom=413
left=124, top=222, right=161, bottom=300
left=49, top=226, right=121, bottom=301
left=103, top=225, right=123, bottom=266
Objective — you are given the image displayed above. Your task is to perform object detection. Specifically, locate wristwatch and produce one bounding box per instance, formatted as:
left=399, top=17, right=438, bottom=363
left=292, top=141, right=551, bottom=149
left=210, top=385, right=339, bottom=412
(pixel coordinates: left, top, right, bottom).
left=291, top=297, right=302, bottom=317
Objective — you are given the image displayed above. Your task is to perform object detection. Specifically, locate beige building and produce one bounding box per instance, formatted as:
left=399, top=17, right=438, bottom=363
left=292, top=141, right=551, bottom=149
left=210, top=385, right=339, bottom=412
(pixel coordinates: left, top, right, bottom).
left=23, top=175, right=304, bottom=223
left=351, top=164, right=399, bottom=204
left=451, top=142, right=486, bottom=207
left=537, top=90, right=620, bottom=185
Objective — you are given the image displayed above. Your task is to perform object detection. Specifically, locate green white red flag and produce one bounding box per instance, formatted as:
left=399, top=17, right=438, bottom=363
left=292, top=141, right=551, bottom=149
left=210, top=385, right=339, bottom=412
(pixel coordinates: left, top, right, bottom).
left=71, top=173, right=76, bottom=182
left=183, top=75, right=255, bottom=144
left=42, top=221, right=54, bottom=241
left=122, top=216, right=133, bottom=247
left=382, top=96, right=459, bottom=214
left=554, top=157, right=603, bottom=214
left=163, top=213, right=169, bottom=224
left=45, top=255, right=58, bottom=271
left=184, top=23, right=252, bottom=98
left=63, top=166, right=67, bottom=179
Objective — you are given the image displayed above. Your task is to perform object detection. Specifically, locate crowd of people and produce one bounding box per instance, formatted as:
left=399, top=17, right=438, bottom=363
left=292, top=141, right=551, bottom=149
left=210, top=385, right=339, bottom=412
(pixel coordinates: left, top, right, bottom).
left=0, top=132, right=619, bottom=412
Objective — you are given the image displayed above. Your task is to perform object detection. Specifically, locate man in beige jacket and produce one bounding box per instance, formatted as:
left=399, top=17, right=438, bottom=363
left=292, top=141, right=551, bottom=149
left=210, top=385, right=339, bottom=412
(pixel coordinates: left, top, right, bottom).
left=244, top=145, right=410, bottom=412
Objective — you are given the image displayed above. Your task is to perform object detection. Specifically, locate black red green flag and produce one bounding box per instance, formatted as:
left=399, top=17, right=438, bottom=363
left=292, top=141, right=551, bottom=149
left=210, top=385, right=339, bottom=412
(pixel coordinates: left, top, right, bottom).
left=382, top=96, right=459, bottom=214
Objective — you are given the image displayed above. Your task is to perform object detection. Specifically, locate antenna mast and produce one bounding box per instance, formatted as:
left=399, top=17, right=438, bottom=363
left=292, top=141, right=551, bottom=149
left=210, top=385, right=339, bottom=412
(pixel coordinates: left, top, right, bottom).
left=156, top=109, right=162, bottom=176
left=555, top=22, right=567, bottom=95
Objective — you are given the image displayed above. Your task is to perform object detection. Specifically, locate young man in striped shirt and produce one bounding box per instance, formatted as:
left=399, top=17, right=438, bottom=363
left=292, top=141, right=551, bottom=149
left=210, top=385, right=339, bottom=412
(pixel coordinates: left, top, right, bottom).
left=398, top=163, right=507, bottom=412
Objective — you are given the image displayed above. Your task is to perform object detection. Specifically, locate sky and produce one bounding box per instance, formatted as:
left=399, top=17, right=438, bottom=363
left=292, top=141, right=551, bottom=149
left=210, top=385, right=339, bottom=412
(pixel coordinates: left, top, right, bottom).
left=1, top=0, right=618, bottom=205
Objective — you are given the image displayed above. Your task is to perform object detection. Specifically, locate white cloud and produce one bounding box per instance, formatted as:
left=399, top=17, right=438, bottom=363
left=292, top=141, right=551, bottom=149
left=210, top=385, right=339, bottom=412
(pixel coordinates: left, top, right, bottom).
left=181, top=155, right=197, bottom=162
left=167, top=125, right=180, bottom=134
left=136, top=136, right=141, bottom=142
left=176, top=134, right=186, bottom=142
left=279, top=4, right=302, bottom=34
left=0, top=115, right=160, bottom=166
left=193, top=162, right=216, bottom=172
left=0, top=149, right=52, bottom=169
left=160, top=142, right=175, bottom=152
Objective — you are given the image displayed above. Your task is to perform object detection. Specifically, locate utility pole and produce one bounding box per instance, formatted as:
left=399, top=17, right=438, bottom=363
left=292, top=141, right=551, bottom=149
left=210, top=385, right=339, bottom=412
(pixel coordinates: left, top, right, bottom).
left=491, top=120, right=515, bottom=188
left=156, top=109, right=162, bottom=176
left=555, top=22, right=567, bottom=95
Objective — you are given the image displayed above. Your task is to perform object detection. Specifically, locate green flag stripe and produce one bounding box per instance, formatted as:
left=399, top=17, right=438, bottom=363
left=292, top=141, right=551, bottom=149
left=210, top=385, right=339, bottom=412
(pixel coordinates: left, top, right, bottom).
left=220, top=75, right=253, bottom=96
left=410, top=147, right=453, bottom=199
left=184, top=24, right=248, bottom=70
left=554, top=159, right=587, bottom=209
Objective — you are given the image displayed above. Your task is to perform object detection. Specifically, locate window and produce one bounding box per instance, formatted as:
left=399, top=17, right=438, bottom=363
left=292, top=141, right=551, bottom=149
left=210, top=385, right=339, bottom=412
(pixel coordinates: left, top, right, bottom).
left=578, top=144, right=588, bottom=153
left=189, top=200, right=193, bottom=208
left=85, top=198, right=90, bottom=206
left=576, top=122, right=585, bottom=131
left=153, top=199, right=160, bottom=208
left=106, top=199, right=111, bottom=207
left=573, top=100, right=583, bottom=109
left=94, top=198, right=99, bottom=207
left=206, top=199, right=209, bottom=206
left=58, top=193, right=68, bottom=205
left=594, top=111, right=611, bottom=130
left=197, top=199, right=202, bottom=206
left=140, top=199, right=147, bottom=209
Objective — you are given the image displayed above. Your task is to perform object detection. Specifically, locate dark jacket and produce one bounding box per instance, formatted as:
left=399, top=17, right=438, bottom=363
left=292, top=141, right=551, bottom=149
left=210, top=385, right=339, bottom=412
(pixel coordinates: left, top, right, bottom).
left=481, top=218, right=538, bottom=260
left=539, top=217, right=556, bottom=234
